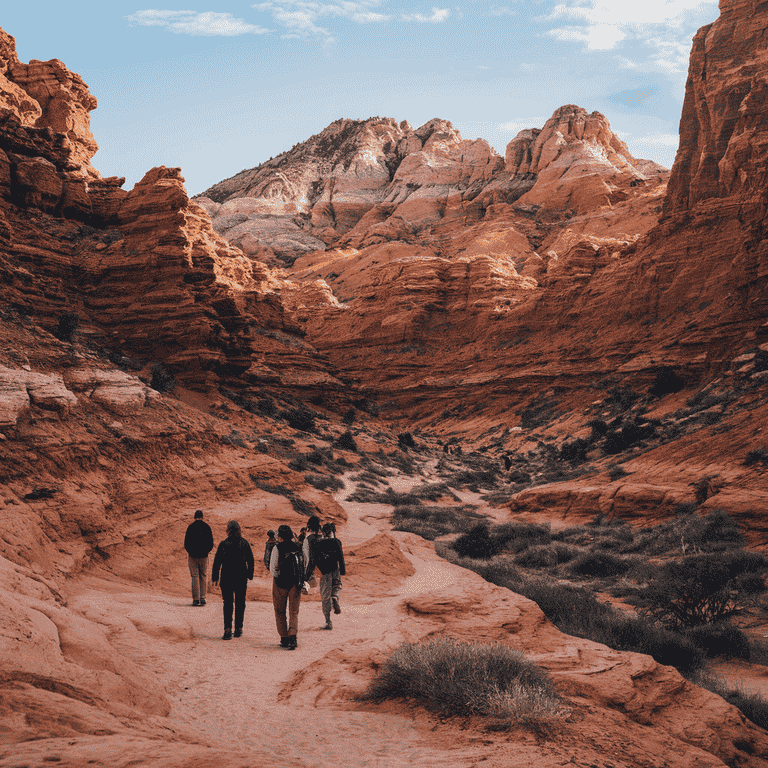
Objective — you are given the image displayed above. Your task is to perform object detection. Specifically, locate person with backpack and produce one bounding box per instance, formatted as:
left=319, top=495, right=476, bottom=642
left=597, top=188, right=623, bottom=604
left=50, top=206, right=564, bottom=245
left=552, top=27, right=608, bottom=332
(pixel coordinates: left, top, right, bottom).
left=269, top=524, right=305, bottom=650
left=211, top=520, right=255, bottom=640
left=183, top=509, right=214, bottom=606
left=263, top=530, right=277, bottom=571
left=301, top=515, right=322, bottom=586
left=315, top=522, right=346, bottom=630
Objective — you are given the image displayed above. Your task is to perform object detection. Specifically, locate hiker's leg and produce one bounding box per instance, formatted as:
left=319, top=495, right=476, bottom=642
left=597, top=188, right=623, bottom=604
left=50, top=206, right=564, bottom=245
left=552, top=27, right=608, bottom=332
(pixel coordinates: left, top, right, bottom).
left=221, top=584, right=235, bottom=630
left=198, top=557, right=209, bottom=601
left=234, top=580, right=247, bottom=630
left=287, top=584, right=302, bottom=636
left=272, top=581, right=289, bottom=637
left=188, top=556, right=201, bottom=602
left=319, top=572, right=333, bottom=620
left=331, top=568, right=342, bottom=599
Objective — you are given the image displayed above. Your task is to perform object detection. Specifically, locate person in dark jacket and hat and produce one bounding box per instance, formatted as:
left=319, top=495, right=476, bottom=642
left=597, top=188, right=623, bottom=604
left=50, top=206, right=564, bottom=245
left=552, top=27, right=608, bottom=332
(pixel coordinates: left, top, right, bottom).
left=212, top=520, right=255, bottom=640
left=184, top=509, right=214, bottom=606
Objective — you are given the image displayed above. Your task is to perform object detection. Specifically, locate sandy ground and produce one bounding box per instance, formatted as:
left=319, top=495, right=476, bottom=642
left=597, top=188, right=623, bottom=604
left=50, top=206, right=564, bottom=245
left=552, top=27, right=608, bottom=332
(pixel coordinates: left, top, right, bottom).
left=58, top=473, right=494, bottom=768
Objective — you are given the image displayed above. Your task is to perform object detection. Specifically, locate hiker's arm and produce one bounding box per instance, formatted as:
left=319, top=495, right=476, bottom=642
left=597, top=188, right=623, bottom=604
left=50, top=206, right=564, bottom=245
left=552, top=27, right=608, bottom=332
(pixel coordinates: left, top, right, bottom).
left=269, top=546, right=279, bottom=579
left=337, top=541, right=346, bottom=576
left=211, top=543, right=222, bottom=585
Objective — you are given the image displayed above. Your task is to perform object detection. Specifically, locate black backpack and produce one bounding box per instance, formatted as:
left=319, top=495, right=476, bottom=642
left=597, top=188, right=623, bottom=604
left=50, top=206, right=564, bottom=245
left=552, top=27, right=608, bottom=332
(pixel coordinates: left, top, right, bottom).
left=314, top=538, right=339, bottom=575
left=276, top=547, right=303, bottom=589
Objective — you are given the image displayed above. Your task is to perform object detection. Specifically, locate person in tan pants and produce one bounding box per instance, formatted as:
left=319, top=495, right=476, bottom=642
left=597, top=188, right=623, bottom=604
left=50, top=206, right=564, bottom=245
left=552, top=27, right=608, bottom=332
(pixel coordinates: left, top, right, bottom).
left=269, top=524, right=304, bottom=649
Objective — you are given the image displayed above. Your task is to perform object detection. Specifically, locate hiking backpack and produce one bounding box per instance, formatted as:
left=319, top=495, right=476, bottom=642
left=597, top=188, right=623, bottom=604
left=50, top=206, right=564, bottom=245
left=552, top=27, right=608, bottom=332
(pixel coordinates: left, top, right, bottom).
left=313, top=538, right=339, bottom=575
left=276, top=548, right=303, bottom=589
left=263, top=540, right=275, bottom=571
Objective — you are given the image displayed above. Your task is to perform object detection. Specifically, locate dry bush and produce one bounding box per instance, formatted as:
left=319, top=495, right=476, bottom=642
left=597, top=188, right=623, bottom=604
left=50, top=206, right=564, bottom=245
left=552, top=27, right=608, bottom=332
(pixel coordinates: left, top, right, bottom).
left=360, top=638, right=566, bottom=725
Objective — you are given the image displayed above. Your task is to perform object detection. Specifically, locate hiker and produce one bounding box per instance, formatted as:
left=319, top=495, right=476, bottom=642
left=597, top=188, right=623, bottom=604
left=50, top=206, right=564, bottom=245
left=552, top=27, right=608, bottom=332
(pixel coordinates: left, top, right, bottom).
left=315, top=522, right=345, bottom=629
left=263, top=530, right=277, bottom=571
left=184, top=509, right=214, bottom=606
left=211, top=520, right=255, bottom=640
left=302, top=515, right=322, bottom=587
left=269, top=524, right=304, bottom=649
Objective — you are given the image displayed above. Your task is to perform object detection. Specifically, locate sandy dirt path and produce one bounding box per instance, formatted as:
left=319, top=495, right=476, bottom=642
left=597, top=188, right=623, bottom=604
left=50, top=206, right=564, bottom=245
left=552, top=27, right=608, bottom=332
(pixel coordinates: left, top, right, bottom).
left=66, top=473, right=494, bottom=767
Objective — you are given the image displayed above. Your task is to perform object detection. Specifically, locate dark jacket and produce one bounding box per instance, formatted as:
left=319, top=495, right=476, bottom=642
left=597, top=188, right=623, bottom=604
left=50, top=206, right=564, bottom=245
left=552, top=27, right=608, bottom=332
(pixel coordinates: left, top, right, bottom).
left=184, top=519, right=214, bottom=559
left=314, top=537, right=346, bottom=576
left=212, top=535, right=255, bottom=586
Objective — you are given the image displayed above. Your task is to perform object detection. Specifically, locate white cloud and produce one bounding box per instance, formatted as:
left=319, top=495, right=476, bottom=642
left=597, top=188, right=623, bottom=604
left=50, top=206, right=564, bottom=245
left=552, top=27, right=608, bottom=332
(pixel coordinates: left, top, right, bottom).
left=639, top=133, right=679, bottom=145
left=545, top=0, right=717, bottom=68
left=253, top=0, right=390, bottom=41
left=126, top=10, right=269, bottom=36
left=401, top=7, right=451, bottom=22
left=498, top=117, right=547, bottom=133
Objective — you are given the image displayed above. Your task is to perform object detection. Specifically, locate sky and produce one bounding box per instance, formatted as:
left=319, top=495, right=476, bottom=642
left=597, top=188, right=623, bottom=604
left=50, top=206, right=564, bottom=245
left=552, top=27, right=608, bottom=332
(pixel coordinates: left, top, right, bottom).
left=2, top=1, right=719, bottom=196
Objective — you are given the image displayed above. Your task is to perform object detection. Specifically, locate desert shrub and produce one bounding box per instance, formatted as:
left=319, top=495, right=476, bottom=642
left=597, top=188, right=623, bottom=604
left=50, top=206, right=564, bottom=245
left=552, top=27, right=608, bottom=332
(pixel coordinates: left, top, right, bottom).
left=453, top=523, right=501, bottom=559
left=360, top=638, right=564, bottom=723
left=257, top=397, right=277, bottom=416
left=559, top=438, right=590, bottom=465
left=586, top=418, right=608, bottom=440
left=568, top=552, right=631, bottom=578
left=342, top=407, right=356, bottom=425
left=605, top=386, right=641, bottom=411
left=684, top=624, right=751, bottom=660
left=283, top=407, right=316, bottom=432
left=409, top=482, right=459, bottom=502
left=288, top=455, right=309, bottom=471
left=607, top=463, right=630, bottom=481
left=53, top=311, right=79, bottom=342
left=221, top=431, right=247, bottom=448
left=635, top=553, right=759, bottom=629
left=518, top=397, right=560, bottom=429
left=514, top=545, right=559, bottom=569
left=447, top=467, right=500, bottom=491
left=602, top=419, right=657, bottom=455
left=492, top=522, right=552, bottom=552
left=397, top=431, right=416, bottom=450
left=290, top=497, right=320, bottom=516
left=391, top=503, right=483, bottom=540
left=334, top=430, right=358, bottom=452
left=304, top=473, right=344, bottom=492
left=744, top=447, right=768, bottom=467
left=150, top=362, right=176, bottom=392
left=649, top=367, right=685, bottom=398
left=691, top=509, right=744, bottom=549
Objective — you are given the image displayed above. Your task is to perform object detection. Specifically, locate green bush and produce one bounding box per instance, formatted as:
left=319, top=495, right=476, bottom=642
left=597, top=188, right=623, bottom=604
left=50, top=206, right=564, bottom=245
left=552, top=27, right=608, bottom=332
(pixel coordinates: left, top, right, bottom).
left=391, top=503, right=483, bottom=540
left=334, top=430, right=358, bottom=452
left=744, top=447, right=768, bottom=467
left=304, top=473, right=344, bottom=492
left=635, top=553, right=759, bottom=629
left=649, top=367, right=685, bottom=398
left=283, top=407, right=316, bottom=432
left=453, top=523, right=501, bottom=559
left=569, top=552, right=631, bottom=578
left=150, top=362, right=176, bottom=392
left=360, top=638, right=564, bottom=723
left=53, top=311, right=79, bottom=342
left=684, top=624, right=751, bottom=660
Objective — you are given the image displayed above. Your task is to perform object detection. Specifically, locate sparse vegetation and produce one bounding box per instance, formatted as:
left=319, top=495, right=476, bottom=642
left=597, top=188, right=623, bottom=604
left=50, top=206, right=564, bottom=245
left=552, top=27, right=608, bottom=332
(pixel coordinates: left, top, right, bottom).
left=53, top=311, right=79, bottom=342
left=150, top=362, right=176, bottom=392
left=360, top=638, right=565, bottom=724
left=391, top=502, right=484, bottom=540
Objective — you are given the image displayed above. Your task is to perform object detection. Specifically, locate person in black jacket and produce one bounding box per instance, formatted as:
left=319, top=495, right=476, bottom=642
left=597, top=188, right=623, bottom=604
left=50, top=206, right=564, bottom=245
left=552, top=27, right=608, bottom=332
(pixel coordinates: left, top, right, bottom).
left=184, top=509, right=214, bottom=606
left=211, top=520, right=255, bottom=640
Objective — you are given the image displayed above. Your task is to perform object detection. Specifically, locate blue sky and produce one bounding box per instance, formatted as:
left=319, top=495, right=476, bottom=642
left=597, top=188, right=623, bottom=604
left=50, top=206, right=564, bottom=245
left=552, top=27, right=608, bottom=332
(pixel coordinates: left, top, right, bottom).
left=3, top=1, right=719, bottom=195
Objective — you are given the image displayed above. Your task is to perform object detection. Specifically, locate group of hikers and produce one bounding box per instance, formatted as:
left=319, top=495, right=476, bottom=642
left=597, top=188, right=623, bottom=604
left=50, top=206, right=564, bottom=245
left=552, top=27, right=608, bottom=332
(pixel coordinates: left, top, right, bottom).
left=183, top=510, right=346, bottom=650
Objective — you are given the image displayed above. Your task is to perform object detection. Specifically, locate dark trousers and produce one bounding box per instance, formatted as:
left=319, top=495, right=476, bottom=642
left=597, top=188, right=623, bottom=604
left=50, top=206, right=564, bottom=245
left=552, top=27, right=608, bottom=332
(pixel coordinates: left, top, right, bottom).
left=221, top=580, right=247, bottom=630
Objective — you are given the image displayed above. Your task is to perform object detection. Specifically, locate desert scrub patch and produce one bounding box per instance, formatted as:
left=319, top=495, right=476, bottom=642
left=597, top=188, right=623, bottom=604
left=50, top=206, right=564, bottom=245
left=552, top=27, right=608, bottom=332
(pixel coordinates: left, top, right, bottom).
left=391, top=503, right=483, bottom=540
left=304, top=473, right=345, bottom=492
left=687, top=669, right=768, bottom=731
left=360, top=638, right=565, bottom=724
left=568, top=551, right=632, bottom=578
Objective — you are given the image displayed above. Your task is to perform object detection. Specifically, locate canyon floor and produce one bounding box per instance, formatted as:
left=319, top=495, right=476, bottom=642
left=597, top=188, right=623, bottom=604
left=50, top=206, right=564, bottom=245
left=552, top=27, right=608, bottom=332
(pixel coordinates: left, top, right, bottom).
left=3, top=465, right=768, bottom=768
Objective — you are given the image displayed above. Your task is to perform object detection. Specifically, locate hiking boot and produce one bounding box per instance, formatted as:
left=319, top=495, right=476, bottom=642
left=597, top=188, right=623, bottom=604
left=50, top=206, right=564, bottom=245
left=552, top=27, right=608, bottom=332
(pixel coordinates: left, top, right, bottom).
left=199, top=598, right=206, bottom=606
left=222, top=629, right=232, bottom=640
left=192, top=599, right=200, bottom=606
left=280, top=636, right=288, bottom=647
left=324, top=619, right=333, bottom=630
left=332, top=597, right=341, bottom=614
left=287, top=634, right=297, bottom=650
left=234, top=628, right=242, bottom=638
